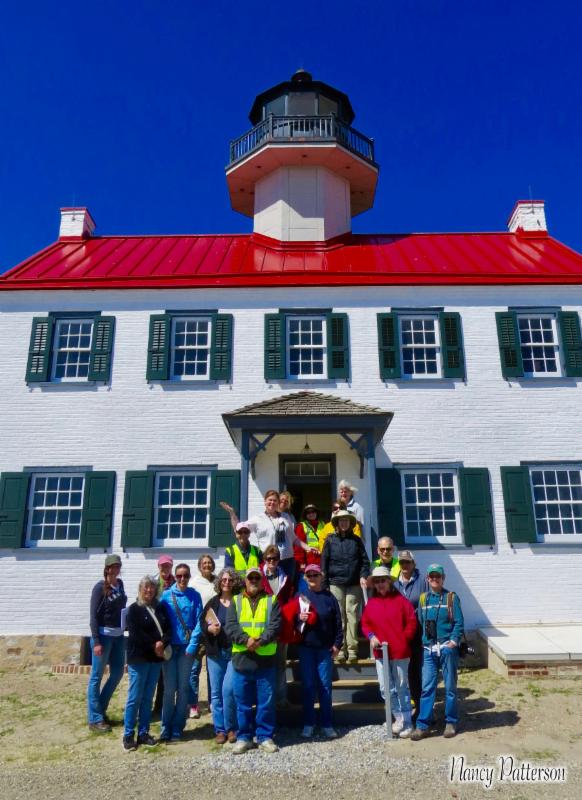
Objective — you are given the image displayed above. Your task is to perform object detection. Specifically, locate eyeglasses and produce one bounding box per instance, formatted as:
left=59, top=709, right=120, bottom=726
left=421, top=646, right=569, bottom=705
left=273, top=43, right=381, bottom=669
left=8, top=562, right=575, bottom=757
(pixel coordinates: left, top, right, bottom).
left=221, top=578, right=234, bottom=583
left=378, top=547, right=393, bottom=552
left=399, top=559, right=412, bottom=565
left=176, top=573, right=190, bottom=580
left=428, top=573, right=443, bottom=579
left=265, top=556, right=279, bottom=562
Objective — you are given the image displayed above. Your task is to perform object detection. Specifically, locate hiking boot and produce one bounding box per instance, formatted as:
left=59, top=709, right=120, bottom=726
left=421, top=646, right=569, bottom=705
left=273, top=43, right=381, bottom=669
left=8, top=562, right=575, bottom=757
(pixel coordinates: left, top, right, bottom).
left=443, top=723, right=457, bottom=738
left=232, top=739, right=255, bottom=754
left=399, top=727, right=414, bottom=739
left=122, top=735, right=137, bottom=752
left=227, top=730, right=237, bottom=743
left=335, top=651, right=347, bottom=663
left=411, top=728, right=429, bottom=741
left=322, top=727, right=338, bottom=739
left=189, top=704, right=200, bottom=719
left=301, top=725, right=314, bottom=738
left=258, top=738, right=279, bottom=753
left=89, top=721, right=111, bottom=733
left=215, top=732, right=227, bottom=745
left=136, top=733, right=157, bottom=746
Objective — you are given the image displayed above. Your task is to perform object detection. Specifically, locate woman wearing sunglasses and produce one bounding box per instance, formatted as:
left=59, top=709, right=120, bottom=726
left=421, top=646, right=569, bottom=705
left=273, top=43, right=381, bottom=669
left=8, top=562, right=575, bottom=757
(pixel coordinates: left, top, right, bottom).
left=259, top=545, right=294, bottom=705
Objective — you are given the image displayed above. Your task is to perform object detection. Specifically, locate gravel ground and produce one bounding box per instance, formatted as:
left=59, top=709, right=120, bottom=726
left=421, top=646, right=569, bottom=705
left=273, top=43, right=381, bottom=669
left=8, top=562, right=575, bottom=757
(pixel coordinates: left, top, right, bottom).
left=1, top=669, right=581, bottom=800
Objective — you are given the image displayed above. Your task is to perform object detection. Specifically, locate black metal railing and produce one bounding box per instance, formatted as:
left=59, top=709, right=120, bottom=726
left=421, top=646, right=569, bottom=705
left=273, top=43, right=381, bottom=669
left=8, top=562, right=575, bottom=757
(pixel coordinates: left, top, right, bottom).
left=228, top=115, right=376, bottom=166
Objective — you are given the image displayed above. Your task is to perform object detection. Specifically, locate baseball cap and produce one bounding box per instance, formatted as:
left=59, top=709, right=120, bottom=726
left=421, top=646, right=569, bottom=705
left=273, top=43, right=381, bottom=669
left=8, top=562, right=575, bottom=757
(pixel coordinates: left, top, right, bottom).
left=104, top=554, right=122, bottom=568
left=236, top=522, right=251, bottom=533
left=427, top=564, right=444, bottom=576
left=304, top=564, right=322, bottom=575
left=245, top=566, right=262, bottom=578
left=157, top=555, right=173, bottom=567
left=398, top=550, right=415, bottom=562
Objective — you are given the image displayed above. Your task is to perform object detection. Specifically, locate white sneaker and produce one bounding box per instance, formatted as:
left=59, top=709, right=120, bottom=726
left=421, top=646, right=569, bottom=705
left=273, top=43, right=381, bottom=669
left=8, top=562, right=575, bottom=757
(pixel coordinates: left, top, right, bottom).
left=392, top=721, right=404, bottom=735
left=232, top=739, right=254, bottom=755
left=301, top=726, right=314, bottom=738
left=258, top=738, right=279, bottom=753
left=322, top=727, right=338, bottom=739
left=399, top=727, right=414, bottom=739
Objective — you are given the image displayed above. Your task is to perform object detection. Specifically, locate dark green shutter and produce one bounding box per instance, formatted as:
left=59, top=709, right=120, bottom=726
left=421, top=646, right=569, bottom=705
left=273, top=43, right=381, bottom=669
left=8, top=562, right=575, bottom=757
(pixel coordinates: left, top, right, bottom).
left=558, top=311, right=582, bottom=377
left=495, top=312, right=523, bottom=378
left=377, top=313, right=401, bottom=379
left=376, top=467, right=405, bottom=546
left=264, top=314, right=285, bottom=380
left=209, top=470, right=240, bottom=547
left=326, top=313, right=349, bottom=379
left=501, top=466, right=537, bottom=543
left=88, top=317, right=115, bottom=382
left=121, top=471, right=154, bottom=547
left=80, top=472, right=116, bottom=549
left=210, top=314, right=233, bottom=381
left=26, top=316, right=55, bottom=383
left=459, top=467, right=495, bottom=545
left=0, top=473, right=30, bottom=548
left=146, top=315, right=171, bottom=381
left=439, top=312, right=465, bottom=379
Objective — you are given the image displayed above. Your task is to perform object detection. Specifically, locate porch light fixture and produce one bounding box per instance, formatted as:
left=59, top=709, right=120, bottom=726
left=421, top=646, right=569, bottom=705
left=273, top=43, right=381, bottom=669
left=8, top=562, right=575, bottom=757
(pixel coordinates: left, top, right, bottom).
left=301, top=435, right=312, bottom=454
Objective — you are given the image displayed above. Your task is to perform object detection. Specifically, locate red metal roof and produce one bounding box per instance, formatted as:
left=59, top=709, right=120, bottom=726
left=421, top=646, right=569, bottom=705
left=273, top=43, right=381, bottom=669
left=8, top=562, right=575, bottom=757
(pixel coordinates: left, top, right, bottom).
left=2, top=230, right=582, bottom=290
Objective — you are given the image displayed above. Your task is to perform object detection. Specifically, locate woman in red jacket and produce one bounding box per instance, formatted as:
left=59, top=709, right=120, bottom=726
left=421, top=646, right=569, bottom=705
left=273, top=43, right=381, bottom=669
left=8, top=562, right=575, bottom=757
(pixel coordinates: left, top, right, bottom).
left=361, top=565, right=418, bottom=738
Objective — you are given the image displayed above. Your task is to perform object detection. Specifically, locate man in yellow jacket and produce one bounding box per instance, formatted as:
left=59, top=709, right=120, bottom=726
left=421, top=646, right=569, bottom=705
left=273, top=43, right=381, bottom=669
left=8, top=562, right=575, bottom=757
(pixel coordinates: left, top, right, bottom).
left=225, top=566, right=281, bottom=754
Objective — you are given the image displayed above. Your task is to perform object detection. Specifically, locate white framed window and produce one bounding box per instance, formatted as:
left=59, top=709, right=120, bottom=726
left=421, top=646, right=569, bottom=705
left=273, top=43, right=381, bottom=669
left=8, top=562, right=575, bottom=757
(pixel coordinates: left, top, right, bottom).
left=402, top=469, right=462, bottom=543
left=26, top=473, right=85, bottom=547
left=153, top=471, right=210, bottom=546
left=399, top=315, right=441, bottom=378
left=51, top=319, right=93, bottom=381
left=530, top=466, right=582, bottom=539
left=284, top=461, right=331, bottom=477
left=171, top=317, right=210, bottom=380
left=517, top=314, right=562, bottom=377
left=287, top=316, right=327, bottom=378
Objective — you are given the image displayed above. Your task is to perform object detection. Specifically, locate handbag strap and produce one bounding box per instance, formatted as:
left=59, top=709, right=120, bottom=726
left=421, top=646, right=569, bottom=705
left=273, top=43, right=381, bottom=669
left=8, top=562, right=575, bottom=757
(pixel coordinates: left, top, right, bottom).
left=145, top=605, right=164, bottom=638
left=171, top=591, right=192, bottom=639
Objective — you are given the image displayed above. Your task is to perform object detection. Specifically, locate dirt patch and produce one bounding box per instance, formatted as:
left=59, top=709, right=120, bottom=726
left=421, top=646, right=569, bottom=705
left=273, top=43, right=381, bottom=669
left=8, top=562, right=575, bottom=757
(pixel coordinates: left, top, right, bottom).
left=0, top=667, right=580, bottom=799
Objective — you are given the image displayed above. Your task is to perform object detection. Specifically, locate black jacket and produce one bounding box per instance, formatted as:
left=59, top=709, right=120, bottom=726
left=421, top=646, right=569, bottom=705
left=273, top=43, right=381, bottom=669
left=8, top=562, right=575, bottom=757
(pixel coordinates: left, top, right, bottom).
left=199, top=595, right=233, bottom=656
left=126, top=601, right=172, bottom=664
left=89, top=579, right=127, bottom=644
left=320, top=532, right=370, bottom=586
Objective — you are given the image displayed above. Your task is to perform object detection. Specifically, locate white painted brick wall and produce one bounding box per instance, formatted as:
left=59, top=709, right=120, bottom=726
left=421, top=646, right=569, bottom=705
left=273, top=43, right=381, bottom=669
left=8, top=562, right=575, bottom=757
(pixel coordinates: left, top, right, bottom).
left=1, top=283, right=582, bottom=634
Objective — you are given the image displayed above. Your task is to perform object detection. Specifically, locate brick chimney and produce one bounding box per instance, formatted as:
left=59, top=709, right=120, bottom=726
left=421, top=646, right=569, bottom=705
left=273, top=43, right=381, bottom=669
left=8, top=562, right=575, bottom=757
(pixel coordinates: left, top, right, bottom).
left=507, top=200, right=547, bottom=234
left=59, top=207, right=96, bottom=239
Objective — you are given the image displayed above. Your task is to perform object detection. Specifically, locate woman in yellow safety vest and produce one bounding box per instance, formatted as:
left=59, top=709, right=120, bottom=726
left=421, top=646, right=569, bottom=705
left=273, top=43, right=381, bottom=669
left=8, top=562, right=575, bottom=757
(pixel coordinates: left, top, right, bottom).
left=224, top=522, right=262, bottom=576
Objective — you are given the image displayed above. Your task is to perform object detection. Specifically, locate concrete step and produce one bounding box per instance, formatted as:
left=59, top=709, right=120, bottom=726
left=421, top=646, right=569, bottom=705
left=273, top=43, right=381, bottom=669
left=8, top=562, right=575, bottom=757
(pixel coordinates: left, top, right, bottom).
left=286, top=658, right=377, bottom=682
left=278, top=702, right=387, bottom=728
left=287, top=679, right=381, bottom=705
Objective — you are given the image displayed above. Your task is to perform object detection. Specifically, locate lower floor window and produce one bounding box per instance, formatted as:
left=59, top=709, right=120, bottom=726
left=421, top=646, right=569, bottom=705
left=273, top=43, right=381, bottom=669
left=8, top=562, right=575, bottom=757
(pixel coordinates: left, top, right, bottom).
left=402, top=469, right=461, bottom=542
left=530, top=467, right=582, bottom=537
left=27, top=474, right=84, bottom=546
left=154, top=472, right=210, bottom=545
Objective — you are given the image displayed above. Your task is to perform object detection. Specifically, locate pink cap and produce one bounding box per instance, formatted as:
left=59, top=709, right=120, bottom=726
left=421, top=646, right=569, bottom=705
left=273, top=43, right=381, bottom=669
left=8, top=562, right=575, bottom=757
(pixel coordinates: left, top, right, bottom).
left=157, top=555, right=173, bottom=567
left=236, top=522, right=251, bottom=533
left=304, top=564, right=322, bottom=575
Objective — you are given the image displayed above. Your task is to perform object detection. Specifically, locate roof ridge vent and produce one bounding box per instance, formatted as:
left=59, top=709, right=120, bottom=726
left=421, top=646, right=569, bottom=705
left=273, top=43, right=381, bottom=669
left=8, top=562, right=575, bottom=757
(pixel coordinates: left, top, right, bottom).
left=59, top=207, right=96, bottom=239
left=508, top=200, right=547, bottom=234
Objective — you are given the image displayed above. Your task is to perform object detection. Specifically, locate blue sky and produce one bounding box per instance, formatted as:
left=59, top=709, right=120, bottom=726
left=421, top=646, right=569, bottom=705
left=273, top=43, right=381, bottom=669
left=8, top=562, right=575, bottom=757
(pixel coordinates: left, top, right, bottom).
left=1, top=0, right=582, bottom=271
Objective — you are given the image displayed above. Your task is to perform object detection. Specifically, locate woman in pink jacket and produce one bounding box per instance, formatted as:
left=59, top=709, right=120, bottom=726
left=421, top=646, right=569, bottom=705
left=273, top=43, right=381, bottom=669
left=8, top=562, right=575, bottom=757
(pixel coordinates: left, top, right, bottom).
left=361, top=565, right=418, bottom=738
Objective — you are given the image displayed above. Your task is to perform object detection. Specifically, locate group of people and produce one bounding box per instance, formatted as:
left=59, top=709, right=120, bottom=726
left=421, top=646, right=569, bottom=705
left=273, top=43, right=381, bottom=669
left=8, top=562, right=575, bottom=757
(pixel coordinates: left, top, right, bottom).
left=87, top=480, right=465, bottom=752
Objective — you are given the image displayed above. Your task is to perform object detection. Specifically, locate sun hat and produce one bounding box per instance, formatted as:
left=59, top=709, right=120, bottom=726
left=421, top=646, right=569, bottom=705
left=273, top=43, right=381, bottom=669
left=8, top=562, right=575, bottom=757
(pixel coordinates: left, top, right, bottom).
left=104, top=554, right=122, bottom=568
left=331, top=509, right=357, bottom=527
left=371, top=566, right=392, bottom=579
left=157, top=555, right=173, bottom=567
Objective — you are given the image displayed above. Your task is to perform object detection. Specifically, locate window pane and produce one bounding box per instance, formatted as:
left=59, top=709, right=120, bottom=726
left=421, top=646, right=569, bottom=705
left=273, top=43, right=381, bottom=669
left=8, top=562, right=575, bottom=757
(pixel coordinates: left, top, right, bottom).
left=27, top=474, right=84, bottom=544
left=171, top=318, right=210, bottom=380
left=403, top=471, right=459, bottom=541
left=531, top=467, right=582, bottom=538
left=518, top=316, right=560, bottom=376
left=287, top=317, right=327, bottom=378
left=400, top=316, right=441, bottom=378
left=154, top=472, right=210, bottom=542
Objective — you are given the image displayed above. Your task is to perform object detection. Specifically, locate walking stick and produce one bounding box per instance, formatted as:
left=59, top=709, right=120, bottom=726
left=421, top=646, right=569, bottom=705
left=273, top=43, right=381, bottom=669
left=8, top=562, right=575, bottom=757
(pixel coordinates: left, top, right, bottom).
left=382, top=642, right=396, bottom=740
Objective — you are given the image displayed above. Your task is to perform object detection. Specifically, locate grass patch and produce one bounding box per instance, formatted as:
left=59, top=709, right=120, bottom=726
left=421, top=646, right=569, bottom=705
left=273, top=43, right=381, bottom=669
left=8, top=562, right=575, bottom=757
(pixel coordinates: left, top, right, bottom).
left=519, top=748, right=559, bottom=761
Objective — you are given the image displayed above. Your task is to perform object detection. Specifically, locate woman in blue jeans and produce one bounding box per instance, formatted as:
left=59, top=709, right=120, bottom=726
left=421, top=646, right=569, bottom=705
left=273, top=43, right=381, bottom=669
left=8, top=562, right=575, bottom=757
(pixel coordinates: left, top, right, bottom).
left=293, top=564, right=343, bottom=739
left=87, top=553, right=127, bottom=732
left=160, top=563, right=203, bottom=742
left=123, top=576, right=172, bottom=750
left=193, top=567, right=241, bottom=744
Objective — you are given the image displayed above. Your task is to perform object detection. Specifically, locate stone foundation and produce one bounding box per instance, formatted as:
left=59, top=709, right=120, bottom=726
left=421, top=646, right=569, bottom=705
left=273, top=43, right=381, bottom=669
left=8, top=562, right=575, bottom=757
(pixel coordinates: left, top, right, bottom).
left=0, top=634, right=83, bottom=670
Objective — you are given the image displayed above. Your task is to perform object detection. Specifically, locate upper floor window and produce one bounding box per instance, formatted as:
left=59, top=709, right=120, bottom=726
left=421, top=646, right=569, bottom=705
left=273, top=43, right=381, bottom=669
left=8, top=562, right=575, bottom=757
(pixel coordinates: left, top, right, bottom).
left=496, top=309, right=582, bottom=379
left=377, top=311, right=464, bottom=381
left=265, top=312, right=349, bottom=381
left=147, top=313, right=233, bottom=382
left=26, top=314, right=115, bottom=384
left=287, top=316, right=326, bottom=378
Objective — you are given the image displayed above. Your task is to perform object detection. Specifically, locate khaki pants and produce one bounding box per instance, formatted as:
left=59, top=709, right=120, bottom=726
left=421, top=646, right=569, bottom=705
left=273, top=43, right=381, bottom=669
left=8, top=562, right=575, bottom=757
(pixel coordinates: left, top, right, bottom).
left=330, top=584, right=363, bottom=657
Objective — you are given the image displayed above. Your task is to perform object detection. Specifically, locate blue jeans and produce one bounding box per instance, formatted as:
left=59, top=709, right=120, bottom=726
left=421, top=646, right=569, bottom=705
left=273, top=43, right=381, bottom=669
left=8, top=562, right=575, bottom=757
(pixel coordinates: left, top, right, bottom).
left=417, top=645, right=460, bottom=729
left=374, top=656, right=412, bottom=727
left=207, top=649, right=237, bottom=734
left=188, top=656, right=202, bottom=706
left=298, top=646, right=333, bottom=729
left=232, top=665, right=276, bottom=742
left=124, top=662, right=162, bottom=737
left=161, top=645, right=193, bottom=737
left=87, top=635, right=126, bottom=724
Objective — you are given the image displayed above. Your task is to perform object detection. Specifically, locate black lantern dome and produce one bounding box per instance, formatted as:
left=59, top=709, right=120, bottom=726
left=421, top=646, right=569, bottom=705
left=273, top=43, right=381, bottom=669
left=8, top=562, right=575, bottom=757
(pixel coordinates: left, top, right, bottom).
left=249, top=69, right=355, bottom=126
